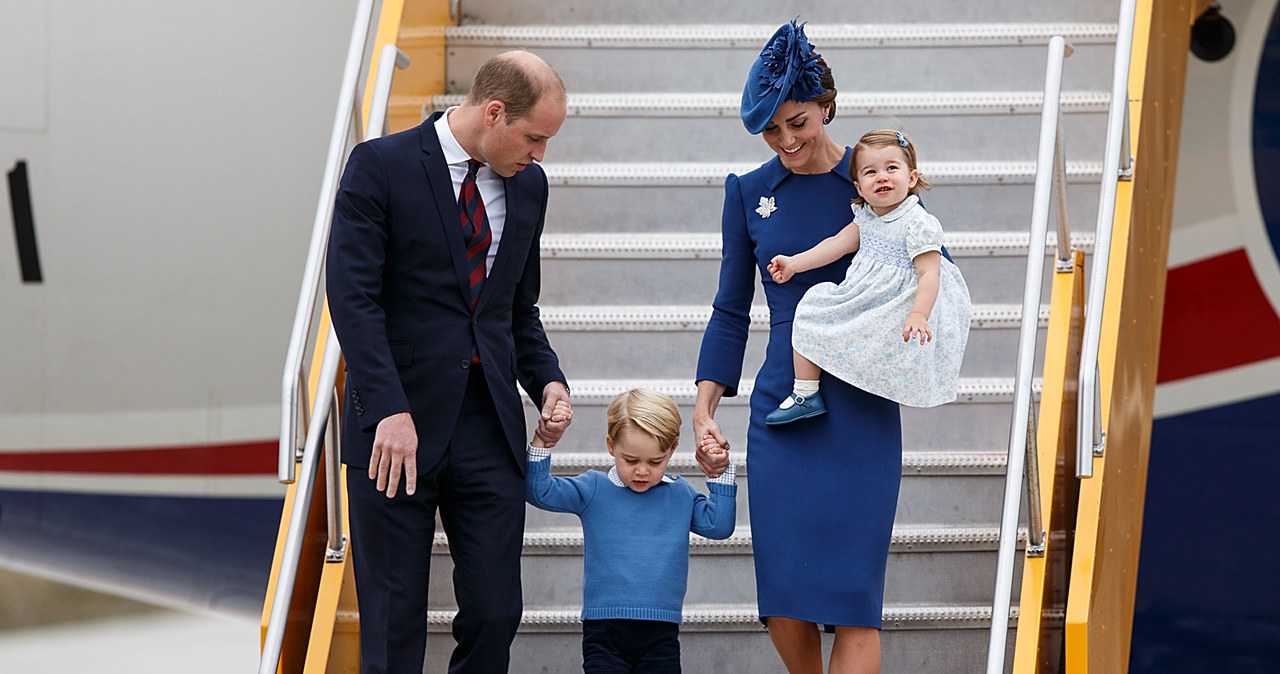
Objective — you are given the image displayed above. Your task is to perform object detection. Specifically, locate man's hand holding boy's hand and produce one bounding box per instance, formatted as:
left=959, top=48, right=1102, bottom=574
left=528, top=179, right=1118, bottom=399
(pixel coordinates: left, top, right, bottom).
left=533, top=398, right=573, bottom=448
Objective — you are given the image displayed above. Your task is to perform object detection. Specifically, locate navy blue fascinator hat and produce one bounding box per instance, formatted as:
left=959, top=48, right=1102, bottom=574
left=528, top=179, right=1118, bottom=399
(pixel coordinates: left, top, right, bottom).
left=740, top=20, right=827, bottom=134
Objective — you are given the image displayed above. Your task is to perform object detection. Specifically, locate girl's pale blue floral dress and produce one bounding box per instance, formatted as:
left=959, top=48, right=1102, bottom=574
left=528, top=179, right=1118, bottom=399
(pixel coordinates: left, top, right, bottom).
left=792, top=194, right=972, bottom=407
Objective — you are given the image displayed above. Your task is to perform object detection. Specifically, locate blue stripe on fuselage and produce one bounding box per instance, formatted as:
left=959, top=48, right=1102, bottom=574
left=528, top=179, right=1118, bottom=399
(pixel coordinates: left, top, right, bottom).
left=1132, top=392, right=1280, bottom=672
left=0, top=490, right=283, bottom=615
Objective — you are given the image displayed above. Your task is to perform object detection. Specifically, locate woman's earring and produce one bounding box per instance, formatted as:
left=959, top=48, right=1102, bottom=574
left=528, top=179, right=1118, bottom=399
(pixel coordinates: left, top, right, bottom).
left=823, top=116, right=831, bottom=125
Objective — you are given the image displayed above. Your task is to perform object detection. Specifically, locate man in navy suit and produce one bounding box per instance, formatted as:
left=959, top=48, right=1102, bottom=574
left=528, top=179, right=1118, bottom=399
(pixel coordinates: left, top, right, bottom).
left=326, top=51, right=572, bottom=673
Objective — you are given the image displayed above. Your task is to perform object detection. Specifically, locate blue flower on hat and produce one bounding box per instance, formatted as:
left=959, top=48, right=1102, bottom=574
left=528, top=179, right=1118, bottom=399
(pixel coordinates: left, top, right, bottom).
left=741, top=20, right=827, bottom=135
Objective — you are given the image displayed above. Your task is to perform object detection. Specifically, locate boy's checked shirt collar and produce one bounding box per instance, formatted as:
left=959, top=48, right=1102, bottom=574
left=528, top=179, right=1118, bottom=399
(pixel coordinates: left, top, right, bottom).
left=527, top=445, right=737, bottom=486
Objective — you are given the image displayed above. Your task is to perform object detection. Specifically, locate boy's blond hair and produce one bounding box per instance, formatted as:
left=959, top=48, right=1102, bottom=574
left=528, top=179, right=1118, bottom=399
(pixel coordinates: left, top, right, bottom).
left=605, top=388, right=682, bottom=452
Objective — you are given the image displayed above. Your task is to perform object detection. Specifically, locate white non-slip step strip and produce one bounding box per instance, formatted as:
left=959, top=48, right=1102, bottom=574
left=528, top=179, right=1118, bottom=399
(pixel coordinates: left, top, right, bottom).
left=539, top=231, right=1094, bottom=258
left=432, top=91, right=1112, bottom=117
left=524, top=378, right=1038, bottom=405
left=527, top=451, right=1007, bottom=477
left=433, top=526, right=1018, bottom=555
left=541, top=160, right=1103, bottom=186
left=538, top=304, right=1049, bottom=331
left=445, top=23, right=1117, bottom=48
left=428, top=605, right=1016, bottom=631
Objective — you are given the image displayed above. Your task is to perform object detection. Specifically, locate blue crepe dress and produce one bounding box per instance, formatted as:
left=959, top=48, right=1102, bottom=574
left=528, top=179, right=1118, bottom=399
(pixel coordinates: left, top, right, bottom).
left=697, top=148, right=902, bottom=628
left=793, top=195, right=972, bottom=408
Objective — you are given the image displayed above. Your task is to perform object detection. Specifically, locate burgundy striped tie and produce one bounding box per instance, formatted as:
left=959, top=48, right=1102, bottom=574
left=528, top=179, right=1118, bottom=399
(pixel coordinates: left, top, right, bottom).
left=459, top=159, right=491, bottom=364
left=459, top=159, right=492, bottom=309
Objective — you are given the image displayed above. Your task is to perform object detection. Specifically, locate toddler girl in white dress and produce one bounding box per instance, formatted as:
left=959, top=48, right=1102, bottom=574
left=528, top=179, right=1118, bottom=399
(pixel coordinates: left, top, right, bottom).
left=765, top=129, right=972, bottom=424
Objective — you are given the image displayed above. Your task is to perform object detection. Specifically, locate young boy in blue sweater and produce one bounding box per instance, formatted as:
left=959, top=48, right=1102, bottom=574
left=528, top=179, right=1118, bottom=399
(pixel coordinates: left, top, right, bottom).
left=527, top=388, right=737, bottom=673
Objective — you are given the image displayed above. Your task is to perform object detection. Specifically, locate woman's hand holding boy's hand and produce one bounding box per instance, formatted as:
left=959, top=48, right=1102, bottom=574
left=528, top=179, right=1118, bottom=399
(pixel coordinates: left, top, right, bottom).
left=532, top=399, right=573, bottom=448
left=767, top=255, right=799, bottom=284
left=698, top=433, right=730, bottom=474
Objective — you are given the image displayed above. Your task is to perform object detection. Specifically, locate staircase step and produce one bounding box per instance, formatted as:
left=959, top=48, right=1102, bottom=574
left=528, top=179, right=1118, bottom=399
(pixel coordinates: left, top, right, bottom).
left=541, top=302, right=1049, bottom=378
left=457, top=0, right=1121, bottom=25
left=540, top=160, right=1103, bottom=186
left=540, top=303, right=1049, bottom=331
left=535, top=231, right=1089, bottom=305
left=542, top=178, right=1101, bottom=236
left=517, top=450, right=1012, bottom=531
left=426, top=603, right=1016, bottom=632
left=536, top=161, right=1103, bottom=239
left=429, top=526, right=1023, bottom=608
left=432, top=91, right=1110, bottom=162
left=522, top=377, right=1034, bottom=454
left=446, top=23, right=1116, bottom=49
left=438, top=90, right=1111, bottom=118
left=445, top=23, right=1116, bottom=93
left=424, top=604, right=1019, bottom=673
left=540, top=231, right=1093, bottom=257
left=525, top=374, right=1033, bottom=403
left=513, top=449, right=1010, bottom=478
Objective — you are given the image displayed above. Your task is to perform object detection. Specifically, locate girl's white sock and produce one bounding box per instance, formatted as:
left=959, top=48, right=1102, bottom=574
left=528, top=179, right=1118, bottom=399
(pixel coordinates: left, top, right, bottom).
left=780, top=379, right=821, bottom=408
left=794, top=379, right=820, bottom=397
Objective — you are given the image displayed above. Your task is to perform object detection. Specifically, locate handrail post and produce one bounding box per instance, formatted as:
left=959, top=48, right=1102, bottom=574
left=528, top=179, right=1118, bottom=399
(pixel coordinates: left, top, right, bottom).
left=296, top=370, right=310, bottom=462
left=1053, top=105, right=1074, bottom=273
left=1092, top=361, right=1107, bottom=457
left=985, top=35, right=1070, bottom=674
left=1024, top=403, right=1047, bottom=557
left=368, top=46, right=411, bottom=140
left=1119, top=104, right=1134, bottom=181
left=325, top=388, right=346, bottom=562
left=1078, top=0, right=1137, bottom=479
left=312, top=328, right=346, bottom=562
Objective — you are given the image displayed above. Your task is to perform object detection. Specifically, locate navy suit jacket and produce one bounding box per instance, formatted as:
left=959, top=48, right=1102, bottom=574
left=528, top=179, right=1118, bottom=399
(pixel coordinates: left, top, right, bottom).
left=326, top=113, right=564, bottom=474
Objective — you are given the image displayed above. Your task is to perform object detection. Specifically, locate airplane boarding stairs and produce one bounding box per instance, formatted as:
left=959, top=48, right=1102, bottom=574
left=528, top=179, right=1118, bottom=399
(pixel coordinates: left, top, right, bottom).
left=260, top=0, right=1138, bottom=671
left=416, top=1, right=1118, bottom=671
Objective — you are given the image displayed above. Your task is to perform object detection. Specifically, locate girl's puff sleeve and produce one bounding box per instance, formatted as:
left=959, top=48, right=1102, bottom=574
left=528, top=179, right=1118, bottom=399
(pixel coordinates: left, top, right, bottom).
left=696, top=174, right=755, bottom=397
left=905, top=205, right=946, bottom=260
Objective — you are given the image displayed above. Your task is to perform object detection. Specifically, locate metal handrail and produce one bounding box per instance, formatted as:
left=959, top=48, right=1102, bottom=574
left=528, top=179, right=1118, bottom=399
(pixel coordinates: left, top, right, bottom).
left=985, top=35, right=1073, bottom=673
left=260, top=14, right=408, bottom=674
left=279, top=0, right=376, bottom=484
left=1078, top=0, right=1137, bottom=478
left=318, top=44, right=408, bottom=562
left=318, top=44, right=408, bottom=552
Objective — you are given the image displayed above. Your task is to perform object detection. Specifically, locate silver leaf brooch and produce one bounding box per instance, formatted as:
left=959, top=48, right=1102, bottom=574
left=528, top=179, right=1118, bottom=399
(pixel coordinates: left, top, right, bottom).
left=755, top=196, right=777, bottom=219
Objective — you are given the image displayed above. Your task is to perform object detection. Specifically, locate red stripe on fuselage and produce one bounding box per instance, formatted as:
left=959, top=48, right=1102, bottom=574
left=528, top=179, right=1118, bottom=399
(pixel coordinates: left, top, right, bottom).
left=1159, top=248, right=1280, bottom=383
left=0, top=440, right=277, bottom=474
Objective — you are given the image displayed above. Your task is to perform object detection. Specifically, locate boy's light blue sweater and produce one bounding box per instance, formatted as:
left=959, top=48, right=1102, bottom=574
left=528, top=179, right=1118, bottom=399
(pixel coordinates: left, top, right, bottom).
left=525, top=451, right=737, bottom=624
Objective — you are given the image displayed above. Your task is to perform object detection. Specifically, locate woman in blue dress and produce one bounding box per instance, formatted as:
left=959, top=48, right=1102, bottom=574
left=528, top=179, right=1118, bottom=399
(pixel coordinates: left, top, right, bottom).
left=693, top=21, right=900, bottom=673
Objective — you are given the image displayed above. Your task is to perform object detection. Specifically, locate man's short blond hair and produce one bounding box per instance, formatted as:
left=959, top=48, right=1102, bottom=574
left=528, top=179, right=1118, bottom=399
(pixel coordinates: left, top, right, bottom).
left=605, top=388, right=682, bottom=452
